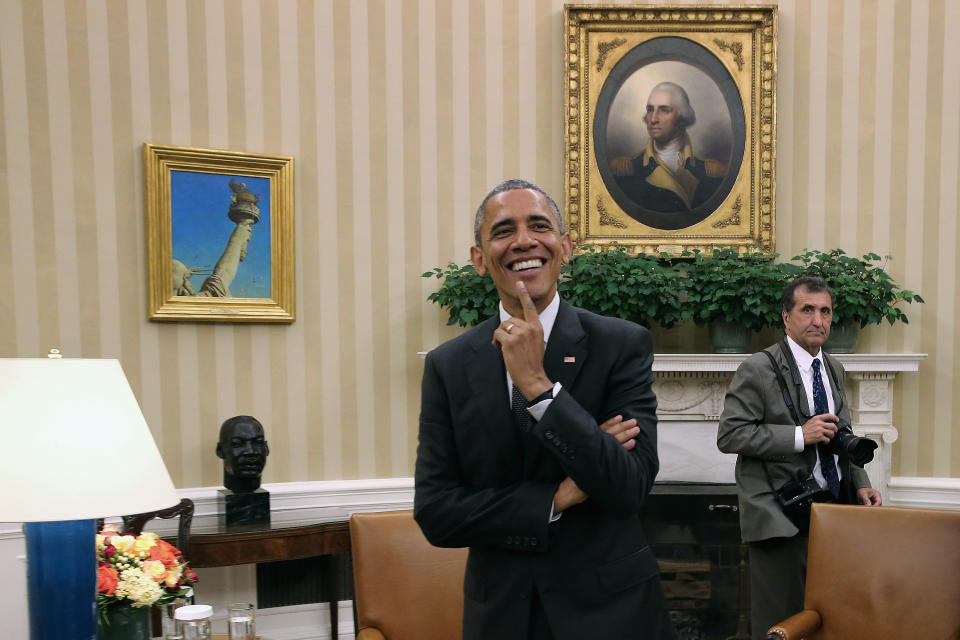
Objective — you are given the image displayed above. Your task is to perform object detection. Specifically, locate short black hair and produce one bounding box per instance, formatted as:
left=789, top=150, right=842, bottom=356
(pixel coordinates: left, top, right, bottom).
left=781, top=276, right=835, bottom=312
left=473, top=179, right=564, bottom=246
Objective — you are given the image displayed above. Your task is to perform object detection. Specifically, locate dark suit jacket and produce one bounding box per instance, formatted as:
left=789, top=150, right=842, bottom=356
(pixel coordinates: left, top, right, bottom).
left=414, top=301, right=674, bottom=640
left=717, top=343, right=871, bottom=543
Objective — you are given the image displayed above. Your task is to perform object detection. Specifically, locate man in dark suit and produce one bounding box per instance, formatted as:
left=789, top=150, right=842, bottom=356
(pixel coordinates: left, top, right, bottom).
left=717, top=277, right=882, bottom=640
left=414, top=179, right=675, bottom=640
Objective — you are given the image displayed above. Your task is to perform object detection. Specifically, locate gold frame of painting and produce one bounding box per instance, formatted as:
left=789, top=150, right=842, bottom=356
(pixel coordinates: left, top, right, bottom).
left=563, top=5, right=777, bottom=255
left=144, top=143, right=295, bottom=322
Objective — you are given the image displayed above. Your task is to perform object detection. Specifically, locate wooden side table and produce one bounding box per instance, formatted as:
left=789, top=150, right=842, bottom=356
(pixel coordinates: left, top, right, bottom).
left=171, top=520, right=352, bottom=637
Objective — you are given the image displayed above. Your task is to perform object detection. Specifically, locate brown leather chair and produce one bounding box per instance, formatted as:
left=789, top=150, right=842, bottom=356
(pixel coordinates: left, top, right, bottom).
left=766, top=502, right=960, bottom=639
left=350, top=509, right=468, bottom=640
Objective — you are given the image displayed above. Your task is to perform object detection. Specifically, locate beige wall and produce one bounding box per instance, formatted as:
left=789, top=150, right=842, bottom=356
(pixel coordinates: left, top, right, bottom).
left=0, top=0, right=957, bottom=486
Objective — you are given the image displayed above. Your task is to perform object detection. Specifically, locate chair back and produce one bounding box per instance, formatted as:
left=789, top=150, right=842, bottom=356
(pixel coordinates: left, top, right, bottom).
left=350, top=510, right=467, bottom=640
left=121, top=498, right=195, bottom=560
left=803, top=502, right=960, bottom=639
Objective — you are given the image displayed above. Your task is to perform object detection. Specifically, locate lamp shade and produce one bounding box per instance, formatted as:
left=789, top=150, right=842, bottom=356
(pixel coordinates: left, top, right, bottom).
left=0, top=357, right=178, bottom=522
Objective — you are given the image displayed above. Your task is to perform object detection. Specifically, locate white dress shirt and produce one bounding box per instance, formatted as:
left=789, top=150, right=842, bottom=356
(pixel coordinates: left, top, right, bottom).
left=785, top=336, right=843, bottom=488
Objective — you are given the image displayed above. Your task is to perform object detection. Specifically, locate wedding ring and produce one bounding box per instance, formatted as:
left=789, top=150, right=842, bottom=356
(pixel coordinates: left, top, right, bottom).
left=505, top=323, right=515, bottom=334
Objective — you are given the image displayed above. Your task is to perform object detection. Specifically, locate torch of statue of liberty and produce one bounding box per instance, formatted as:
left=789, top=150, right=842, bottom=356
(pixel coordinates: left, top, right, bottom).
left=172, top=178, right=261, bottom=297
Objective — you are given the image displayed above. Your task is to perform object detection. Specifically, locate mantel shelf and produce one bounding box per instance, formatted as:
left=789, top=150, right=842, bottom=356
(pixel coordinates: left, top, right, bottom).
left=653, top=353, right=926, bottom=373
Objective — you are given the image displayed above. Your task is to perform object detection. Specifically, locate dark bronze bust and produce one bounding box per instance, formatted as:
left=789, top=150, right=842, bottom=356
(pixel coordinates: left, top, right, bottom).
left=215, top=415, right=270, bottom=493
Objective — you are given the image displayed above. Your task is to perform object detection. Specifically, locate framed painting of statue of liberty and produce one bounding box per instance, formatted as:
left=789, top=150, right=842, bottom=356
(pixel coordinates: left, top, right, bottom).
left=144, top=143, right=295, bottom=322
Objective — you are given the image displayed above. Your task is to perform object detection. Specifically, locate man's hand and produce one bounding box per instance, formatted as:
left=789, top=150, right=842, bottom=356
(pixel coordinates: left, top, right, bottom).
left=857, top=487, right=882, bottom=506
left=600, top=415, right=640, bottom=451
left=552, top=477, right=587, bottom=514
left=553, top=416, right=639, bottom=514
left=493, top=281, right=552, bottom=400
left=802, top=413, right=839, bottom=446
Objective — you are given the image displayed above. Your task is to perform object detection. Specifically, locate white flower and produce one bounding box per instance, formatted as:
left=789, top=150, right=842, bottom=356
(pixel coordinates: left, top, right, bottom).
left=110, top=535, right=136, bottom=554
left=114, top=567, right=163, bottom=607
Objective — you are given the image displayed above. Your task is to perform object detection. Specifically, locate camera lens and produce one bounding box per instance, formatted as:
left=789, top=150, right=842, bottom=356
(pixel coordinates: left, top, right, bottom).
left=832, top=429, right=878, bottom=467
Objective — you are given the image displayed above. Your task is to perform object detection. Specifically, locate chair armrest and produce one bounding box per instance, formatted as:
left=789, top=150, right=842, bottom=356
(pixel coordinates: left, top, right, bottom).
left=357, top=628, right=387, bottom=640
left=766, top=610, right=822, bottom=639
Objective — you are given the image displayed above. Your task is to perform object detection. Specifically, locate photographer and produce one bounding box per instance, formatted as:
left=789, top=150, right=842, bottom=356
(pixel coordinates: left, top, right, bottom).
left=717, top=276, right=882, bottom=640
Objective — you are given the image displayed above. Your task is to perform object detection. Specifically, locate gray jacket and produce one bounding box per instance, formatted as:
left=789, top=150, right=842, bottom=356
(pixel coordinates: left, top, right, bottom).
left=717, top=342, right=871, bottom=542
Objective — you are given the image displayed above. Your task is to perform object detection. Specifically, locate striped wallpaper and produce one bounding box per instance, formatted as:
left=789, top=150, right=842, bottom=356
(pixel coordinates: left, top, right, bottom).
left=0, top=0, right=957, bottom=487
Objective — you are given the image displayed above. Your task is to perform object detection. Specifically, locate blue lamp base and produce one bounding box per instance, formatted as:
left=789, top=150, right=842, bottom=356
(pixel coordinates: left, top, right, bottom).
left=23, top=520, right=97, bottom=640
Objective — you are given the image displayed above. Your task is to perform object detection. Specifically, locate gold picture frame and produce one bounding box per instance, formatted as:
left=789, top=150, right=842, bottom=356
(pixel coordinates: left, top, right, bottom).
left=564, top=5, right=777, bottom=255
left=144, top=143, right=295, bottom=322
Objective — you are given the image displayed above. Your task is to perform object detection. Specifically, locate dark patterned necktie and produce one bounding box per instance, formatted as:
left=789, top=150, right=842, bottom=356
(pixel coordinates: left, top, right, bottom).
left=511, top=384, right=531, bottom=433
left=812, top=359, right=841, bottom=499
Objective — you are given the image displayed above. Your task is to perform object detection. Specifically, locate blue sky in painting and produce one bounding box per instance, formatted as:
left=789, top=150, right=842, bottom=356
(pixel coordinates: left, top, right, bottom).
left=170, top=170, right=271, bottom=298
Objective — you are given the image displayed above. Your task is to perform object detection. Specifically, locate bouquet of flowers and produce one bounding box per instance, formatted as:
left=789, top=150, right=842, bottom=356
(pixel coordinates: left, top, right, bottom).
left=96, top=524, right=198, bottom=615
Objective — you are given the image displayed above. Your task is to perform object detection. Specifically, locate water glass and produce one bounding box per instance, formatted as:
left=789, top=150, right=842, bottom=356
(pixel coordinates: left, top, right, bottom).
left=227, top=602, right=256, bottom=640
left=161, top=598, right=189, bottom=640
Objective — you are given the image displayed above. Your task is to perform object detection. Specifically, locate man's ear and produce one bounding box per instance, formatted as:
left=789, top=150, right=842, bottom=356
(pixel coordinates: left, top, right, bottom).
left=470, top=245, right=487, bottom=276
left=560, top=233, right=572, bottom=265
left=215, top=443, right=225, bottom=459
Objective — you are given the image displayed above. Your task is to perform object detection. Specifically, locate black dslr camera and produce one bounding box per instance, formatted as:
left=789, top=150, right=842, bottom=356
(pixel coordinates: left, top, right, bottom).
left=775, top=474, right=829, bottom=533
left=775, top=474, right=825, bottom=514
left=829, top=421, right=878, bottom=467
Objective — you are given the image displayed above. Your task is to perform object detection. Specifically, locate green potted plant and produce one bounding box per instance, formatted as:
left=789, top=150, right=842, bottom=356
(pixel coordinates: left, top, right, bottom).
left=422, top=246, right=689, bottom=331
left=421, top=262, right=499, bottom=327
left=683, top=247, right=788, bottom=353
left=792, top=249, right=924, bottom=352
left=558, top=246, right=688, bottom=329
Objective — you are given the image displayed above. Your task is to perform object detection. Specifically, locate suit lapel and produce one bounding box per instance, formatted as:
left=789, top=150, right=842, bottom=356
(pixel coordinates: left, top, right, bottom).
left=774, top=341, right=812, bottom=417
left=464, top=316, right=520, bottom=457
left=773, top=343, right=818, bottom=470
left=522, top=302, right=588, bottom=478
left=823, top=354, right=846, bottom=416
left=543, top=301, right=588, bottom=390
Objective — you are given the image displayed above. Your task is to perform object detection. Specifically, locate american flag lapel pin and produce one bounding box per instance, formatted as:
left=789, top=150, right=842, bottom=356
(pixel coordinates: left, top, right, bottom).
left=564, top=356, right=576, bottom=363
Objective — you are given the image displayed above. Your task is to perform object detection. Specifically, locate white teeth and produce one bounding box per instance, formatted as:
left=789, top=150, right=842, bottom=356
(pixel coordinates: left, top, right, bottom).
left=511, top=259, right=543, bottom=271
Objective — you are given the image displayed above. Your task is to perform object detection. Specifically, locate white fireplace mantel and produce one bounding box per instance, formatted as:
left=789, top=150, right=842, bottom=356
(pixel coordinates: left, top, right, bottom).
left=652, top=353, right=926, bottom=498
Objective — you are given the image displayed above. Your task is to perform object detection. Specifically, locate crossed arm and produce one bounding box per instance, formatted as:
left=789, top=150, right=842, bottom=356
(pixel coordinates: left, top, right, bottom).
left=414, top=284, right=658, bottom=549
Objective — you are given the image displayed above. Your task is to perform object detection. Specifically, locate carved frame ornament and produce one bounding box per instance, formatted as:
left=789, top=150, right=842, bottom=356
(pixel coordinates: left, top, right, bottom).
left=563, top=5, right=777, bottom=256
left=144, top=143, right=295, bottom=322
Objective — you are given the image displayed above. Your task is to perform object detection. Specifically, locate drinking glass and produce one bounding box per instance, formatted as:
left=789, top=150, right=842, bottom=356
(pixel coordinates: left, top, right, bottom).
left=161, top=597, right=189, bottom=640
left=227, top=602, right=256, bottom=640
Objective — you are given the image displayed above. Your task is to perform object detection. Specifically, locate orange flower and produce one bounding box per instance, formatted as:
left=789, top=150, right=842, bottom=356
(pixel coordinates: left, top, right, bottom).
left=148, top=539, right=180, bottom=568
left=164, top=564, right=184, bottom=588
left=97, top=566, right=119, bottom=595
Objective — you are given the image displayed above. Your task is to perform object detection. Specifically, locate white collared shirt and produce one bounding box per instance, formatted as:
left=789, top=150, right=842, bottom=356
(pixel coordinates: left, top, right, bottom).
left=786, top=336, right=843, bottom=487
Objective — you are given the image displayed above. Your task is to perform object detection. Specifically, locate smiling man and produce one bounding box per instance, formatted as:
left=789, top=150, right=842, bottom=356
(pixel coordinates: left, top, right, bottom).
left=611, top=81, right=726, bottom=213
left=414, top=179, right=675, bottom=640
left=717, top=277, right=882, bottom=639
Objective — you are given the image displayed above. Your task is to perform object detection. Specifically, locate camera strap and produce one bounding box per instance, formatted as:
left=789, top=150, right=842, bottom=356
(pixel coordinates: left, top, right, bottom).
left=760, top=346, right=811, bottom=497
left=765, top=346, right=803, bottom=427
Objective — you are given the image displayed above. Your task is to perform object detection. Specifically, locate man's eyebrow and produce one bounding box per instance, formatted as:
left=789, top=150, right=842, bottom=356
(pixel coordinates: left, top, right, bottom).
left=487, top=218, right=515, bottom=236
